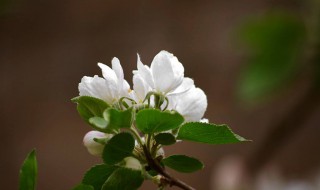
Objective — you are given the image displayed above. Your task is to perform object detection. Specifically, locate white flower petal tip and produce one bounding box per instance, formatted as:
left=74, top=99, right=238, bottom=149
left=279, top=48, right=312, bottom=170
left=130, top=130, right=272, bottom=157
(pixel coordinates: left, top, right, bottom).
left=200, top=118, right=209, bottom=123
left=83, top=131, right=112, bottom=156
left=123, top=157, right=142, bottom=170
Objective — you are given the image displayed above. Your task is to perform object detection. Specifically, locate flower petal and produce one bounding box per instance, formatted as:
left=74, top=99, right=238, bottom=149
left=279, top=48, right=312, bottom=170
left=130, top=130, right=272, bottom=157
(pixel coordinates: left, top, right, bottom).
left=168, top=77, right=194, bottom=95
left=173, top=87, right=207, bottom=122
left=136, top=54, right=154, bottom=89
left=79, top=75, right=114, bottom=103
left=98, top=62, right=118, bottom=84
left=133, top=74, right=151, bottom=102
left=151, top=51, right=184, bottom=93
left=111, top=57, right=124, bottom=81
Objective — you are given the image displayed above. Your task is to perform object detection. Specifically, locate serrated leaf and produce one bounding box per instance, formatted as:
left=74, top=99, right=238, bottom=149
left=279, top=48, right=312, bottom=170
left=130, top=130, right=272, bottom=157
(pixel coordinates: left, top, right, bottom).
left=103, top=133, right=135, bottom=165
left=154, top=133, right=176, bottom=145
left=102, top=167, right=143, bottom=190
left=19, top=149, right=37, bottom=190
left=72, top=96, right=110, bottom=125
left=82, top=164, right=118, bottom=190
left=136, top=109, right=184, bottom=134
left=72, top=184, right=94, bottom=190
left=162, top=155, right=203, bottom=173
left=103, top=107, right=133, bottom=130
left=177, top=122, right=249, bottom=144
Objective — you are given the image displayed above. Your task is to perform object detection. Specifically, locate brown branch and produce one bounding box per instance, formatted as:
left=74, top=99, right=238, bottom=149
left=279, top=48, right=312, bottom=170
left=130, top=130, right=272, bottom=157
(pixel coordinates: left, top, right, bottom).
left=142, top=145, right=196, bottom=190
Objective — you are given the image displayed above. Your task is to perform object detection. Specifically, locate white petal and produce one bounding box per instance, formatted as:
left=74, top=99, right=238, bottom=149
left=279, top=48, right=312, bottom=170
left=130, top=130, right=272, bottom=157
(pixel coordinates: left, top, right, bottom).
left=111, top=57, right=123, bottom=81
left=151, top=51, right=184, bottom=93
left=136, top=54, right=154, bottom=88
left=98, top=62, right=118, bottom=83
left=133, top=74, right=151, bottom=102
left=174, top=87, right=207, bottom=122
left=79, top=75, right=114, bottom=103
left=120, top=80, right=131, bottom=97
left=168, top=77, right=194, bottom=95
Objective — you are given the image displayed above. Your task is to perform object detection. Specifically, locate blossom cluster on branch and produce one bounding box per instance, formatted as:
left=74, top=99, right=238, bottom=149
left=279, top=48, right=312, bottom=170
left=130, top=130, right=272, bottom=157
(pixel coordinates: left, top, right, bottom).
left=67, top=50, right=248, bottom=190
left=79, top=51, right=208, bottom=157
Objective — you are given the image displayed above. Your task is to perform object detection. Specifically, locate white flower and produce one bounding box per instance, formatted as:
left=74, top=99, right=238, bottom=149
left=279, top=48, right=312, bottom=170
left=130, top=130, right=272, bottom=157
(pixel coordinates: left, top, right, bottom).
left=83, top=131, right=112, bottom=156
left=79, top=58, right=130, bottom=104
left=123, top=157, right=142, bottom=170
left=133, top=51, right=193, bottom=96
left=169, top=87, right=207, bottom=122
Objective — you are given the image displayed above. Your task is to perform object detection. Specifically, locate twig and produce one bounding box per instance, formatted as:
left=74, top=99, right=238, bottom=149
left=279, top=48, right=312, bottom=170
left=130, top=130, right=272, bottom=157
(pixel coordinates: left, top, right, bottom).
left=142, top=145, right=196, bottom=190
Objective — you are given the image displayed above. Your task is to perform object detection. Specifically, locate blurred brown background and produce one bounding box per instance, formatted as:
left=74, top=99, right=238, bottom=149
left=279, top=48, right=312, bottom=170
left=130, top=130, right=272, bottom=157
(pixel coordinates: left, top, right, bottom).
left=1, top=0, right=320, bottom=189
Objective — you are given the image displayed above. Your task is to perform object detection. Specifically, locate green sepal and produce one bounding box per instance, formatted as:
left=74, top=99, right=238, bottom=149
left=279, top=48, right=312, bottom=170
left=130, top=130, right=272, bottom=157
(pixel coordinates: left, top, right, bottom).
left=19, top=149, right=38, bottom=190
left=102, top=133, right=135, bottom=165
left=136, top=109, right=184, bottom=134
left=177, top=122, right=249, bottom=144
left=162, top=155, right=203, bottom=173
left=89, top=117, right=110, bottom=132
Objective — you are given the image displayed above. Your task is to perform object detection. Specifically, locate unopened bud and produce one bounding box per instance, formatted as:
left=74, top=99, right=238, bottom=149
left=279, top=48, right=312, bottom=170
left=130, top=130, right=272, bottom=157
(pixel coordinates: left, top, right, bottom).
left=83, top=131, right=112, bottom=156
left=123, top=157, right=142, bottom=170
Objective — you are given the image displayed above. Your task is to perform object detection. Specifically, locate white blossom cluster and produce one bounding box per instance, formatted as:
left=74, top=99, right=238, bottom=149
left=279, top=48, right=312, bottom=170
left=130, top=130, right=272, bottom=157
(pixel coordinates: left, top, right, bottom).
left=79, top=50, right=207, bottom=157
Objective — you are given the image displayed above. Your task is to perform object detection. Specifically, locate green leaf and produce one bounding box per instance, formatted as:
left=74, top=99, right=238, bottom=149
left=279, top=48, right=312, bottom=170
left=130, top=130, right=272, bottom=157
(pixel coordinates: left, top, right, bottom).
left=72, top=96, right=110, bottom=124
left=102, top=167, right=143, bottom=190
left=103, top=107, right=134, bottom=130
left=237, top=13, right=306, bottom=102
left=82, top=164, right=118, bottom=190
left=89, top=117, right=109, bottom=130
left=103, top=133, right=135, bottom=165
left=177, top=122, right=249, bottom=144
left=154, top=133, right=176, bottom=145
left=72, top=184, right=94, bottom=190
left=19, top=149, right=38, bottom=190
left=162, top=155, right=203, bottom=173
left=136, top=109, right=184, bottom=134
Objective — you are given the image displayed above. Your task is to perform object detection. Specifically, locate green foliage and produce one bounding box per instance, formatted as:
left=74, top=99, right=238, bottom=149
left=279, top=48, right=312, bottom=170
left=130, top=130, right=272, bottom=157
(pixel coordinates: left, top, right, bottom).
left=103, top=133, right=135, bottom=165
left=89, top=117, right=109, bottom=131
left=103, top=108, right=134, bottom=130
left=177, top=122, right=248, bottom=144
left=102, top=167, right=144, bottom=190
left=72, top=184, right=94, bottom=190
left=162, top=155, right=203, bottom=173
left=237, top=13, right=306, bottom=102
left=136, top=109, right=184, bottom=134
left=19, top=150, right=38, bottom=190
left=82, top=164, right=118, bottom=190
left=71, top=95, right=249, bottom=189
left=72, top=96, right=110, bottom=124
left=154, top=133, right=176, bottom=145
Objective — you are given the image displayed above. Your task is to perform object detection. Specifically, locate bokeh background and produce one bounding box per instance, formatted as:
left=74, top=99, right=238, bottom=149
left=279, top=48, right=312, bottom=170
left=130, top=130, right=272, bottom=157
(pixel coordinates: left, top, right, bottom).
left=1, top=0, right=320, bottom=189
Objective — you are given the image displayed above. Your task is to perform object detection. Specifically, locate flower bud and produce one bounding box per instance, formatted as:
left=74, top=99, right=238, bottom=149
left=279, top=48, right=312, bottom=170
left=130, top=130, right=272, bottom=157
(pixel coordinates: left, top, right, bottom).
left=83, top=131, right=112, bottom=156
left=123, top=157, right=142, bottom=171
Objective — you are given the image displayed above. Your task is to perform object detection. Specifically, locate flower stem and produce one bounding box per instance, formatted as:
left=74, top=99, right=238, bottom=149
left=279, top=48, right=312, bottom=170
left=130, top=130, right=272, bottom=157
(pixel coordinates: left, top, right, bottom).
left=142, top=145, right=196, bottom=190
left=129, top=127, right=143, bottom=146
